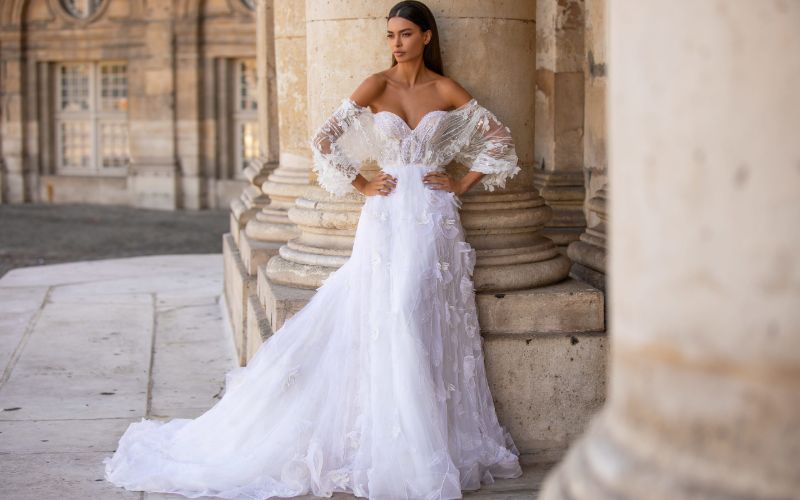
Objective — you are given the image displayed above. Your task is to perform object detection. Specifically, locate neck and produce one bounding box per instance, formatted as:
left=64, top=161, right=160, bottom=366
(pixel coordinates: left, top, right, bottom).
left=393, top=57, right=428, bottom=88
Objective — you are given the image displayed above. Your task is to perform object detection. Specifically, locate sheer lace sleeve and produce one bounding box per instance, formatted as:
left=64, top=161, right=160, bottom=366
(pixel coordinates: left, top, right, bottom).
left=452, top=102, right=521, bottom=192
left=309, top=98, right=375, bottom=197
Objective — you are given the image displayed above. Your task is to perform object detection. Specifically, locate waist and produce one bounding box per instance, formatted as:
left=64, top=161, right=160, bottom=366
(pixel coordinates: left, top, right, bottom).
left=380, top=163, right=442, bottom=174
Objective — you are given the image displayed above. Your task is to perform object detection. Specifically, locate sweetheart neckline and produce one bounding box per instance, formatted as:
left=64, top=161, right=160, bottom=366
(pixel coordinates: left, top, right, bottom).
left=374, top=108, right=447, bottom=132
left=346, top=98, right=477, bottom=133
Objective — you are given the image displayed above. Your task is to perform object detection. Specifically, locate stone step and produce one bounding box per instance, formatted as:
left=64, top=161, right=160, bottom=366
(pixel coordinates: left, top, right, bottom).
left=477, top=278, right=605, bottom=335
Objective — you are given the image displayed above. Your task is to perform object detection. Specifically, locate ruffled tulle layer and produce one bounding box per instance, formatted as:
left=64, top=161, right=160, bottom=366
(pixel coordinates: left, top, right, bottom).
left=103, top=164, right=522, bottom=499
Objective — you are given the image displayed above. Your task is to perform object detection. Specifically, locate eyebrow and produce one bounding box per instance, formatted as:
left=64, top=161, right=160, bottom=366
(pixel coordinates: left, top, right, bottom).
left=386, top=28, right=414, bottom=34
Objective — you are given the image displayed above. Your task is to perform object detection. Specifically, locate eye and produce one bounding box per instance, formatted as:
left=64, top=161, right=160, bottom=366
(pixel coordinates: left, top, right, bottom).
left=402, top=32, right=411, bottom=37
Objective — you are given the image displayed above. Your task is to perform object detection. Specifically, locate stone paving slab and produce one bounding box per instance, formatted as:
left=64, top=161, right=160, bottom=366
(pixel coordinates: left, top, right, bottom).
left=1, top=451, right=140, bottom=499
left=0, top=418, right=138, bottom=454
left=0, top=285, right=49, bottom=375
left=0, top=299, right=153, bottom=421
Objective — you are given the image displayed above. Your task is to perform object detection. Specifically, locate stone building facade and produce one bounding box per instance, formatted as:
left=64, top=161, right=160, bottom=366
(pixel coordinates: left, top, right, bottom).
left=0, top=0, right=264, bottom=209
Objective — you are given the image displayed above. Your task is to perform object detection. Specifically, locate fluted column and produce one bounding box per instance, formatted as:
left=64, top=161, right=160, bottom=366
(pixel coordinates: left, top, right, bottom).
left=267, top=0, right=569, bottom=291
left=542, top=1, right=800, bottom=498
left=533, top=0, right=587, bottom=247
left=244, top=0, right=310, bottom=245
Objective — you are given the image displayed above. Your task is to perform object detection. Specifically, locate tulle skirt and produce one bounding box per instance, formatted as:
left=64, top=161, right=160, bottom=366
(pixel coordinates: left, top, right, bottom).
left=103, top=163, right=522, bottom=500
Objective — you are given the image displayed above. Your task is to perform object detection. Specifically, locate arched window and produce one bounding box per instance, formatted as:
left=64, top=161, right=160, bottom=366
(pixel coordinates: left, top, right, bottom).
left=60, top=0, right=103, bottom=19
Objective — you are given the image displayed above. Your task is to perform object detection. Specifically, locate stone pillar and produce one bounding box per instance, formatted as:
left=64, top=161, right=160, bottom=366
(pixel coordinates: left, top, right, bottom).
left=542, top=1, right=800, bottom=498
left=267, top=0, right=570, bottom=293
left=566, top=0, right=607, bottom=290
left=0, top=26, right=28, bottom=203
left=228, top=0, right=279, bottom=244
left=242, top=0, right=310, bottom=267
left=174, top=8, right=204, bottom=210
left=262, top=0, right=383, bottom=290
left=223, top=0, right=279, bottom=364
left=567, top=183, right=606, bottom=290
left=127, top=3, right=178, bottom=210
left=533, top=0, right=587, bottom=247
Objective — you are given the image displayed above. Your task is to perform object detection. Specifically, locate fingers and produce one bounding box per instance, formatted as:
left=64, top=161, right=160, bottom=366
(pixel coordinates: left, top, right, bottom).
left=423, top=172, right=451, bottom=191
left=375, top=173, right=397, bottom=196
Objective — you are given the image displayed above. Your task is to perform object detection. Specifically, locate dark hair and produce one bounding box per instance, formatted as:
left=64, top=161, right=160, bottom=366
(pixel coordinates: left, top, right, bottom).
left=387, top=1, right=444, bottom=76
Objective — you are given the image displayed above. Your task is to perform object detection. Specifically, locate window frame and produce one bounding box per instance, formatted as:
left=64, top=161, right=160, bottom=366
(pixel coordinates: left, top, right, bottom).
left=54, top=60, right=129, bottom=177
left=232, top=58, right=259, bottom=179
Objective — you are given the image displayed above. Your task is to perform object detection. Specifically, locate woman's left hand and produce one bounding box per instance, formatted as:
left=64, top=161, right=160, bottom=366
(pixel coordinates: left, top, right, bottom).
left=423, top=171, right=464, bottom=195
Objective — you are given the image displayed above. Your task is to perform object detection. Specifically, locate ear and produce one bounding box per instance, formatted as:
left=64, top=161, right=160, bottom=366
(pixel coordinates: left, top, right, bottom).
left=424, top=30, right=432, bottom=45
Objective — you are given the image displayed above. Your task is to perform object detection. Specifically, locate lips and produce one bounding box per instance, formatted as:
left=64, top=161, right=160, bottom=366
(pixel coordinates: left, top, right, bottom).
left=393, top=52, right=405, bottom=56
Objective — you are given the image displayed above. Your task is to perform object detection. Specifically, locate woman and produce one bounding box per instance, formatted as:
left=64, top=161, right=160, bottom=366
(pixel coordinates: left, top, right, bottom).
left=103, top=2, right=523, bottom=499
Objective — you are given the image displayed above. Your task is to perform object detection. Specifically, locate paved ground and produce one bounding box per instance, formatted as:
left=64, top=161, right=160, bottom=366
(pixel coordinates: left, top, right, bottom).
left=0, top=255, right=547, bottom=499
left=0, top=203, right=229, bottom=278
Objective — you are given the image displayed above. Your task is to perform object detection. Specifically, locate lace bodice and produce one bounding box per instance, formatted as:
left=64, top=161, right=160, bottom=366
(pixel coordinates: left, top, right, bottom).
left=310, top=98, right=521, bottom=197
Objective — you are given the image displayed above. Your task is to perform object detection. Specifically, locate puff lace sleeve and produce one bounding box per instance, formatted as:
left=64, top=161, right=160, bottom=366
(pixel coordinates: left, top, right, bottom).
left=452, top=101, right=521, bottom=192
left=309, top=98, right=375, bottom=197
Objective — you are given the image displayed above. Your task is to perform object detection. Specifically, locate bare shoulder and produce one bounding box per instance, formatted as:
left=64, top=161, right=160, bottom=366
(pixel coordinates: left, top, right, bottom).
left=435, top=76, right=473, bottom=109
left=349, top=73, right=388, bottom=108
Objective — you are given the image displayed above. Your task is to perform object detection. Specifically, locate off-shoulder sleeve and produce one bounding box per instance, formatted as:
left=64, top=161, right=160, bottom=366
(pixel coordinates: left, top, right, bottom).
left=452, top=101, right=521, bottom=192
left=309, top=98, right=375, bottom=197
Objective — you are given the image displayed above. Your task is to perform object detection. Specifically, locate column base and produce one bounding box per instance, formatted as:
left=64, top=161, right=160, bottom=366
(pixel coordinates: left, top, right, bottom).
left=567, top=239, right=606, bottom=291
left=532, top=170, right=587, bottom=247
left=244, top=207, right=301, bottom=244
left=569, top=262, right=605, bottom=292
left=238, top=232, right=282, bottom=275
left=256, top=263, right=316, bottom=332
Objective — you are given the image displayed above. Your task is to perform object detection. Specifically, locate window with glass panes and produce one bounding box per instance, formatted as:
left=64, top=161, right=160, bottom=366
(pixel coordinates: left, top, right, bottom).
left=56, top=61, right=129, bottom=175
left=234, top=58, right=260, bottom=177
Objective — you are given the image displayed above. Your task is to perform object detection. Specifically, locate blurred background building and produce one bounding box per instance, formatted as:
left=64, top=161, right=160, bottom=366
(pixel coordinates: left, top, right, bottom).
left=0, top=0, right=265, bottom=209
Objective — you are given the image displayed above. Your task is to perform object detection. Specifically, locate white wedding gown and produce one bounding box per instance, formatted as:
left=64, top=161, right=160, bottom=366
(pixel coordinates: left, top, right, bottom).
left=103, top=97, right=523, bottom=500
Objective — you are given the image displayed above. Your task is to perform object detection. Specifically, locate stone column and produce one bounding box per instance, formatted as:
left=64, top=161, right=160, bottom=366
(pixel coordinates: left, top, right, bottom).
left=174, top=8, right=204, bottom=210
left=242, top=0, right=311, bottom=267
left=542, top=1, right=800, bottom=498
left=228, top=0, right=278, bottom=244
left=533, top=0, right=587, bottom=247
left=0, top=25, right=28, bottom=203
left=127, top=3, right=179, bottom=210
left=223, top=0, right=279, bottom=364
left=566, top=0, right=607, bottom=290
left=266, top=0, right=570, bottom=293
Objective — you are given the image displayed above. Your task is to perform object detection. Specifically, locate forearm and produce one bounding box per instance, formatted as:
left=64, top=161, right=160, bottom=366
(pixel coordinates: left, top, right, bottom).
left=455, top=171, right=485, bottom=195
left=351, top=173, right=368, bottom=194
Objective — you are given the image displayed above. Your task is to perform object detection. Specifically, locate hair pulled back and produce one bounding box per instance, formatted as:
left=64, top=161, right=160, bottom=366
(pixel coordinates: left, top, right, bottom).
left=387, top=1, right=444, bottom=76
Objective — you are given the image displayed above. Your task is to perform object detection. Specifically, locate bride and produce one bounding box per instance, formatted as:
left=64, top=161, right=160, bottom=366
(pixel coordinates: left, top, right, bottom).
left=103, top=1, right=523, bottom=498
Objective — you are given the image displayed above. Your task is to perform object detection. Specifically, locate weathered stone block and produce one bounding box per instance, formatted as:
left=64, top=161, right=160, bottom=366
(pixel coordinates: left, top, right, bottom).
left=484, top=331, right=607, bottom=461
left=476, top=278, right=604, bottom=334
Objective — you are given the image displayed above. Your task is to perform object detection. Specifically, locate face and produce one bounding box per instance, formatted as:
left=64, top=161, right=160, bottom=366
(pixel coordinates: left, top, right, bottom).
left=386, top=16, right=431, bottom=62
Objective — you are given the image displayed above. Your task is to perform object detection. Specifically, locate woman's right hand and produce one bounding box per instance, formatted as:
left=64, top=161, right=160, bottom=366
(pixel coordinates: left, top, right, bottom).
left=357, top=171, right=397, bottom=196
